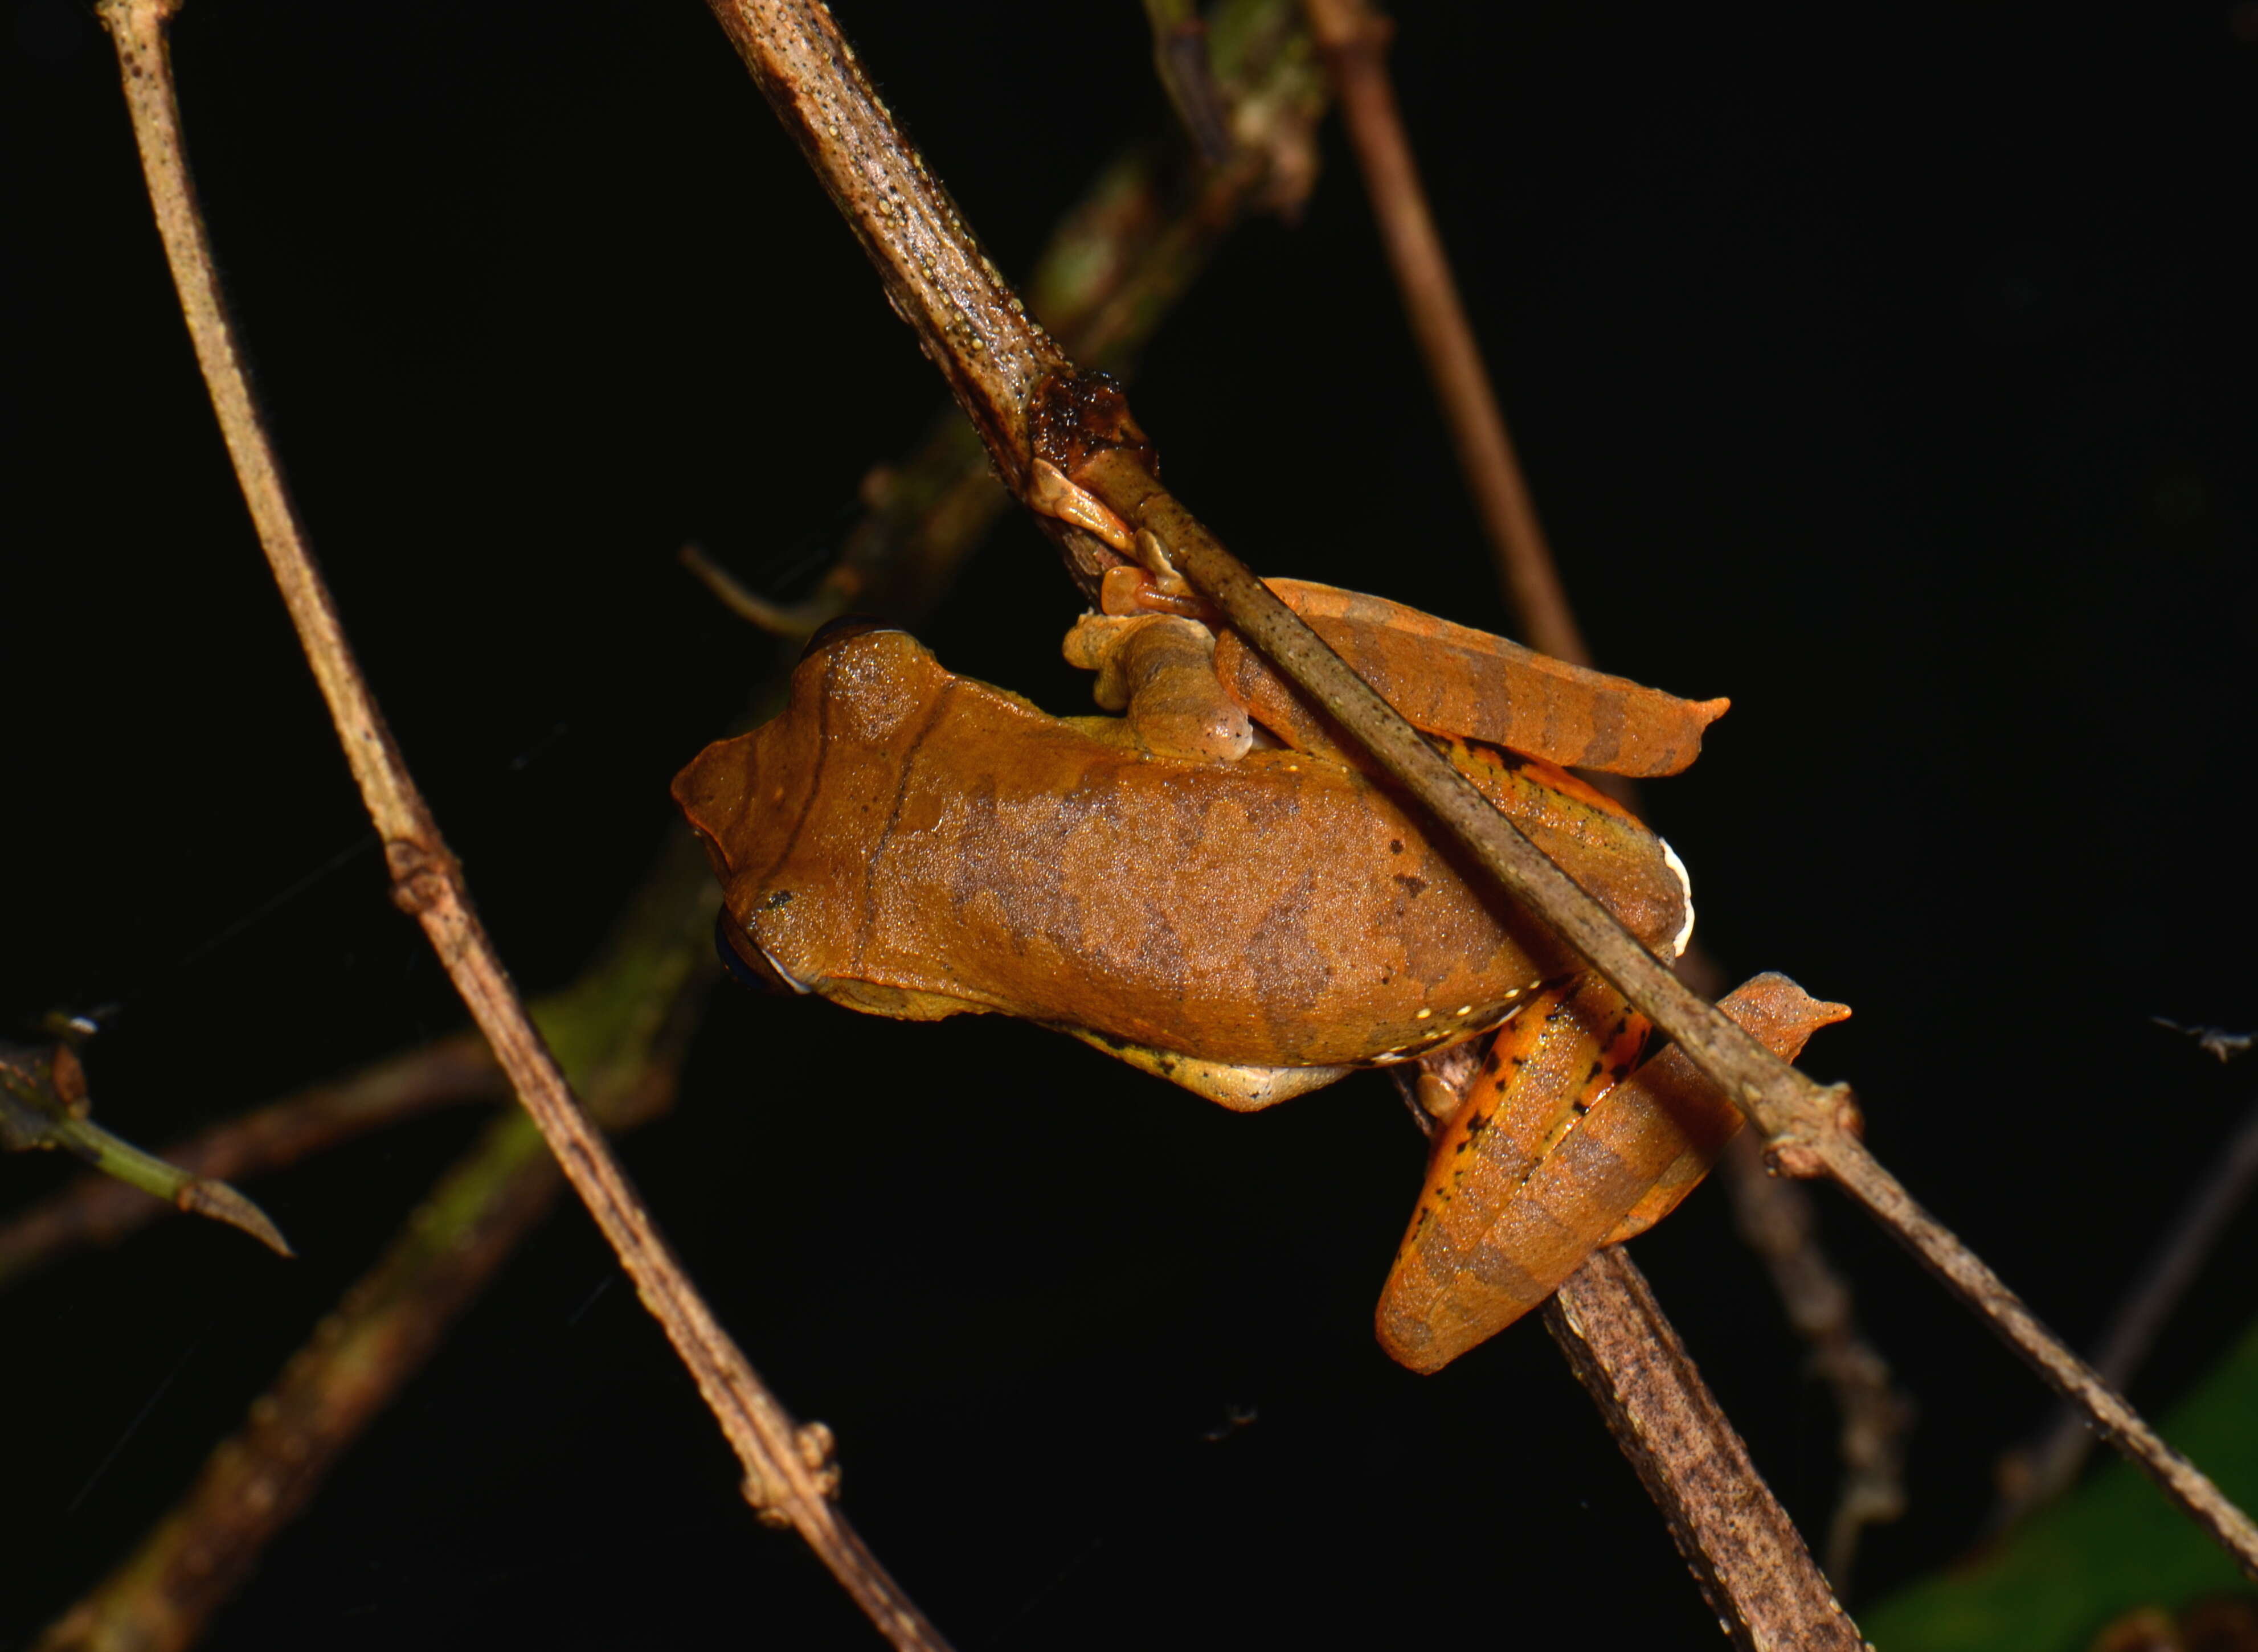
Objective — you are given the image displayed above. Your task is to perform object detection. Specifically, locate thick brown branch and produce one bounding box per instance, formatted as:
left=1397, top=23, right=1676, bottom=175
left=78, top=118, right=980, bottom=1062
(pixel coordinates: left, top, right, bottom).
left=95, top=3, right=946, bottom=1643
left=687, top=0, right=1323, bottom=639
left=1547, top=1249, right=1866, bottom=1651
left=701, top=0, right=1065, bottom=490
left=1300, top=0, right=1585, bottom=662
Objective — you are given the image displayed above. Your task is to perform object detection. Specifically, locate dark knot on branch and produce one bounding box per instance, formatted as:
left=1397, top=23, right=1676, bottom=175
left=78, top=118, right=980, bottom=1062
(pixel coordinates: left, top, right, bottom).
left=384, top=839, right=461, bottom=917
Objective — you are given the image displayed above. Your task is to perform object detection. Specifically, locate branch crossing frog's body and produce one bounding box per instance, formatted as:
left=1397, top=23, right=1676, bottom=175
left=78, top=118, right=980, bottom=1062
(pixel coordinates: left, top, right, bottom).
left=674, top=576, right=1847, bottom=1371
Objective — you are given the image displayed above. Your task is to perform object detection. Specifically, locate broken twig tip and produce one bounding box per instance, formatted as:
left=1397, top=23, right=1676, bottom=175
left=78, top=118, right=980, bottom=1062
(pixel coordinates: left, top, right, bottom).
left=178, top=1177, right=294, bottom=1257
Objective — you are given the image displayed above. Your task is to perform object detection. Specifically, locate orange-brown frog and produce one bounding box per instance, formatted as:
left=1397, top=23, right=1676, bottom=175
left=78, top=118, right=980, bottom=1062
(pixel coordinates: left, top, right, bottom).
left=672, top=576, right=1847, bottom=1371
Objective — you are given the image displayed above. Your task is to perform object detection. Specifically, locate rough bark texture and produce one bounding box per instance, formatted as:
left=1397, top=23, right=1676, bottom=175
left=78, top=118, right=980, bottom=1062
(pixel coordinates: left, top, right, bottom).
left=1547, top=1250, right=1870, bottom=1652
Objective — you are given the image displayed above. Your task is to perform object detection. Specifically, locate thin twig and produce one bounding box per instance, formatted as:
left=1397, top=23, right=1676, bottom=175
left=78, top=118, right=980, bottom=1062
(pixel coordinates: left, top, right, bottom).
left=1994, top=1089, right=2258, bottom=1531
left=0, top=1035, right=499, bottom=1292
left=93, top=4, right=946, bottom=1643
left=40, top=38, right=1323, bottom=1638
left=1547, top=1251, right=1866, bottom=1651
left=1299, top=0, right=1585, bottom=662
left=701, top=0, right=2258, bottom=1577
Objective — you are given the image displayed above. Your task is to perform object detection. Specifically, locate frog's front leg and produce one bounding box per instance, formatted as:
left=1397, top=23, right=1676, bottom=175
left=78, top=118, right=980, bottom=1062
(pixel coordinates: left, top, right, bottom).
left=1376, top=972, right=1850, bottom=1374
left=1063, top=613, right=1251, bottom=763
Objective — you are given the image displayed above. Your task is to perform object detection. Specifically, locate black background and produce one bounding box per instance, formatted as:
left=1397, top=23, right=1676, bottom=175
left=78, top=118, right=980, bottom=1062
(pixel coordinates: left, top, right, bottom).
left=5, top=1, right=2256, bottom=1645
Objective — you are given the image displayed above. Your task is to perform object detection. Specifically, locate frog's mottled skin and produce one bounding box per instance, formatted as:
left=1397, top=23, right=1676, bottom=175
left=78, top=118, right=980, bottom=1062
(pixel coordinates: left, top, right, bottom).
left=673, top=622, right=1690, bottom=1108
left=672, top=589, right=1847, bottom=1375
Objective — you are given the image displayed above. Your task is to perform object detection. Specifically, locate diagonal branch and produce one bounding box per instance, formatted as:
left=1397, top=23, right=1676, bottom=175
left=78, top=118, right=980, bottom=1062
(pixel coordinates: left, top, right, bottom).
left=1547, top=1250, right=1866, bottom=1651
left=701, top=0, right=2258, bottom=1579
left=93, top=2, right=946, bottom=1644
left=38, top=29, right=1324, bottom=1641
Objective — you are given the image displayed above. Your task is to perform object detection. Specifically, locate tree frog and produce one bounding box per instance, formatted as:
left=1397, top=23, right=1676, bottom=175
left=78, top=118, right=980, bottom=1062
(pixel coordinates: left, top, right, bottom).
left=672, top=578, right=1847, bottom=1368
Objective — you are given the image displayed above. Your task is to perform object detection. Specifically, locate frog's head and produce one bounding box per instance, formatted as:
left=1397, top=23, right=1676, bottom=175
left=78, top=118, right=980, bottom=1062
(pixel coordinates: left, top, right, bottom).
left=672, top=621, right=945, bottom=993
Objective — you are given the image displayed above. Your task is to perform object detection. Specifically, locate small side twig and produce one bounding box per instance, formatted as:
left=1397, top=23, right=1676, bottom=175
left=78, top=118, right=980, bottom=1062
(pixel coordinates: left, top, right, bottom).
left=1994, top=1088, right=2258, bottom=1530
left=0, top=1039, right=289, bottom=1259
left=700, top=0, right=2258, bottom=1578
left=0, top=1034, right=499, bottom=1292
left=95, top=3, right=944, bottom=1643
left=1299, top=0, right=1585, bottom=662
left=1547, top=1249, right=1866, bottom=1651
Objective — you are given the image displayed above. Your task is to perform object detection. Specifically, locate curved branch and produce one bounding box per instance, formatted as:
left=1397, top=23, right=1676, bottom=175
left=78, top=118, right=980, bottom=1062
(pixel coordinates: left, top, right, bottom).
left=94, top=3, right=946, bottom=1643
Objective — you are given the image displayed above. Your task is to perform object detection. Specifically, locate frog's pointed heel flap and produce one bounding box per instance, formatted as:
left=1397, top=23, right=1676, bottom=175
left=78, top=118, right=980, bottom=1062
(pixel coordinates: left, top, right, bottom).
left=1376, top=973, right=1851, bottom=1374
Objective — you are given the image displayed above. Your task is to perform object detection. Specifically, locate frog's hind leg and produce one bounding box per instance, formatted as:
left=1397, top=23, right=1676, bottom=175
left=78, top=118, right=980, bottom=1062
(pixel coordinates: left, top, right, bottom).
left=1058, top=1025, right=1352, bottom=1112
left=1596, top=973, right=1854, bottom=1245
left=1376, top=978, right=1650, bottom=1374
left=1376, top=973, right=1851, bottom=1374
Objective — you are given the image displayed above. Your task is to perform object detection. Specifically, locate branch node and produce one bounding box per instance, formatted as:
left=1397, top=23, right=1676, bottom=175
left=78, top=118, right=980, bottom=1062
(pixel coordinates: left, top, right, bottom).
left=384, top=839, right=461, bottom=917
left=1766, top=1141, right=1830, bottom=1180
left=741, top=1420, right=840, bottom=1528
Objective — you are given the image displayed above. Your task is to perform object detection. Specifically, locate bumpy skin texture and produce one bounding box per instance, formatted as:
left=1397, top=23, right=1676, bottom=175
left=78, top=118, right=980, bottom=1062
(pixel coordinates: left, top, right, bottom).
left=672, top=628, right=1690, bottom=1086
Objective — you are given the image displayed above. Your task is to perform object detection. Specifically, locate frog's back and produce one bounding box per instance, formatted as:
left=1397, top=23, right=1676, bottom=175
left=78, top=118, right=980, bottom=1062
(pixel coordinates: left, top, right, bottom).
left=673, top=630, right=1690, bottom=1072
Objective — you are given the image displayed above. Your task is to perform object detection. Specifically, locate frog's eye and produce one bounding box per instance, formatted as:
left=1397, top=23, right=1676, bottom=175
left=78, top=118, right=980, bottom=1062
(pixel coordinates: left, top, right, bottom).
left=801, top=614, right=894, bottom=661
left=713, top=912, right=808, bottom=995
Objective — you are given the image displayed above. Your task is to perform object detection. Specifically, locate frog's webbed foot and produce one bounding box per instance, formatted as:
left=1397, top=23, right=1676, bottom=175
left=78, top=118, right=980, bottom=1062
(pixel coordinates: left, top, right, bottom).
left=1063, top=613, right=1251, bottom=763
